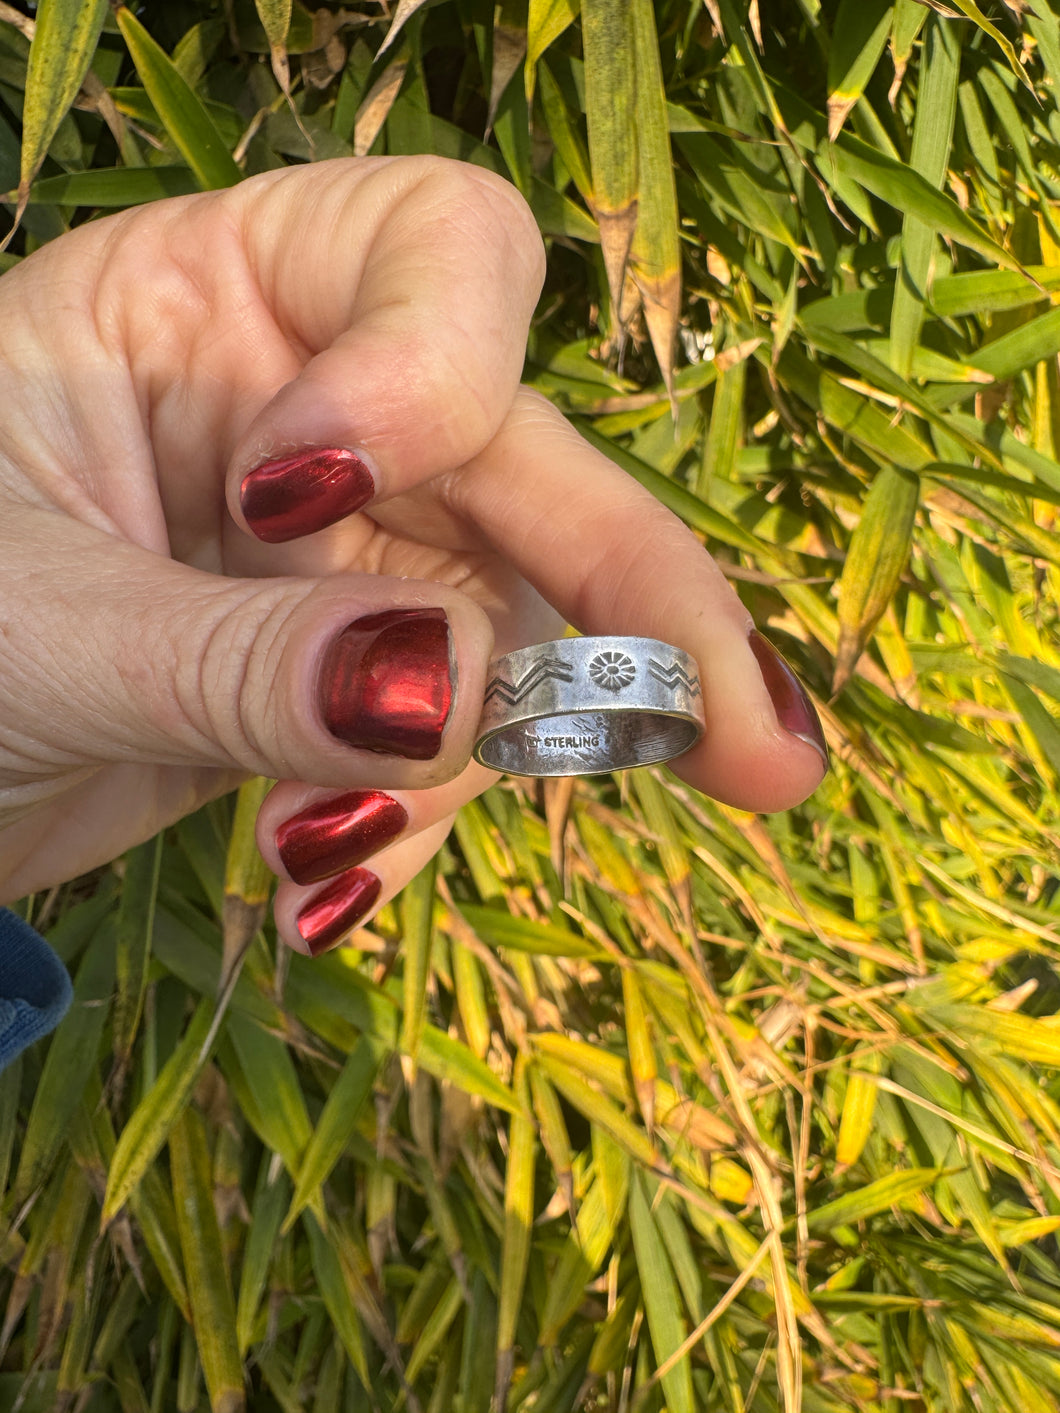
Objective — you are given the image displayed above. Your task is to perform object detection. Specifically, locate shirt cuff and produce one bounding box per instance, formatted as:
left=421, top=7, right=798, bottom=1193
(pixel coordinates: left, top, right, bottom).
left=0, top=908, right=74, bottom=1069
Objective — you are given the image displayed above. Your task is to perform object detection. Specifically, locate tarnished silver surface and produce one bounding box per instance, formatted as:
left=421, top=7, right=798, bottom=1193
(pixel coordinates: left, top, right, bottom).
left=473, top=636, right=705, bottom=777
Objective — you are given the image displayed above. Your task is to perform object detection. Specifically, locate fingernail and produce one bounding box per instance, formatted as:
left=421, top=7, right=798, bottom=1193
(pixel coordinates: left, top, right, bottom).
left=319, top=608, right=454, bottom=760
left=296, top=867, right=382, bottom=956
left=240, top=448, right=375, bottom=542
left=748, top=629, right=829, bottom=770
left=277, top=789, right=408, bottom=886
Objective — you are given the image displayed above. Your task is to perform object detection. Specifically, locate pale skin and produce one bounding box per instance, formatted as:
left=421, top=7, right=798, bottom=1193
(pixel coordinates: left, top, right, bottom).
left=0, top=157, right=826, bottom=949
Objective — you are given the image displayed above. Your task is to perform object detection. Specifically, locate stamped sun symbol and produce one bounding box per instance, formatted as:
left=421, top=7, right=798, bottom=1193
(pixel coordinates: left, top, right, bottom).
left=588, top=651, right=636, bottom=692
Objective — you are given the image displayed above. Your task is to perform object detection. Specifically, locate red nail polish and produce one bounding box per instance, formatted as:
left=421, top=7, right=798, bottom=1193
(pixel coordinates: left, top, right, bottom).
left=240, top=448, right=375, bottom=542
left=296, top=867, right=382, bottom=956
left=748, top=630, right=829, bottom=769
left=277, top=790, right=408, bottom=885
left=319, top=608, right=453, bottom=760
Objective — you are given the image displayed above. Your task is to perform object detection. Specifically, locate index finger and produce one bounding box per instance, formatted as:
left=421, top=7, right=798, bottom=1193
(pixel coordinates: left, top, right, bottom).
left=446, top=390, right=829, bottom=813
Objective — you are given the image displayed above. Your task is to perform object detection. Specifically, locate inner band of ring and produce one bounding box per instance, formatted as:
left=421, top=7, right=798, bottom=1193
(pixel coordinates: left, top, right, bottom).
left=474, top=708, right=701, bottom=776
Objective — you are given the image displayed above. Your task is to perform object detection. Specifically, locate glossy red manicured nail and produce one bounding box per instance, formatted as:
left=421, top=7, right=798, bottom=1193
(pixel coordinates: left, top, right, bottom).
left=277, top=789, right=408, bottom=886
left=296, top=867, right=382, bottom=956
left=240, top=448, right=375, bottom=542
left=748, top=630, right=829, bottom=770
left=319, top=608, right=453, bottom=760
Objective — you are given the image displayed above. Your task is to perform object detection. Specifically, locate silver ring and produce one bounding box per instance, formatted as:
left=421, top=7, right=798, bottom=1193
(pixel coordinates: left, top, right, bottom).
left=473, top=636, right=705, bottom=777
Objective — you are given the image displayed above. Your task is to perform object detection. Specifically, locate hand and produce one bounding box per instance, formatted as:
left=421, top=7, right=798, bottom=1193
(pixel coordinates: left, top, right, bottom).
left=0, top=157, right=827, bottom=952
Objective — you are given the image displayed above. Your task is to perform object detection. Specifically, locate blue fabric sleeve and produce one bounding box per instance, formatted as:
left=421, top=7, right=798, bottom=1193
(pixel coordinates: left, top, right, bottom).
left=0, top=908, right=74, bottom=1068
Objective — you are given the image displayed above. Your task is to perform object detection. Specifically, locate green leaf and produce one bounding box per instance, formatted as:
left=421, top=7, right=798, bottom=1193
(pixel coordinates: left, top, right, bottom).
left=114, top=6, right=242, bottom=190
left=629, top=1170, right=694, bottom=1413
left=304, top=1213, right=371, bottom=1390
left=890, top=15, right=959, bottom=378
left=807, top=1167, right=944, bottom=1231
left=112, top=833, right=164, bottom=1079
left=835, top=465, right=920, bottom=692
left=457, top=902, right=604, bottom=958
left=495, top=1059, right=536, bottom=1409
left=15, top=164, right=200, bottom=206
left=102, top=996, right=215, bottom=1224
left=629, top=0, right=680, bottom=396
left=13, top=923, right=114, bottom=1205
left=826, top=0, right=893, bottom=142
left=820, top=127, right=1029, bottom=277
left=8, top=0, right=108, bottom=238
left=236, top=1158, right=289, bottom=1355
left=224, top=1011, right=313, bottom=1177
left=527, top=0, right=581, bottom=99
left=283, top=1037, right=383, bottom=1233
left=169, top=1108, right=244, bottom=1413
left=582, top=0, right=637, bottom=314
left=401, top=856, right=437, bottom=1071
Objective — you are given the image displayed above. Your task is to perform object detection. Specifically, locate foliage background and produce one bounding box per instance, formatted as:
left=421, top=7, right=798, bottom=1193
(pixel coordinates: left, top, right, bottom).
left=6, top=0, right=1060, bottom=1409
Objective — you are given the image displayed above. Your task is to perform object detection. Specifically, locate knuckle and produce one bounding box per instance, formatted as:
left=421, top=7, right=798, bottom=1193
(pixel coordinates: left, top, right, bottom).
left=184, top=582, right=302, bottom=773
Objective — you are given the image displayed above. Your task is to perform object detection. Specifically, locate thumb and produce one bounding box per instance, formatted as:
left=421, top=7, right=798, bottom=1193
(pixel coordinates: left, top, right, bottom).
left=1, top=516, right=490, bottom=789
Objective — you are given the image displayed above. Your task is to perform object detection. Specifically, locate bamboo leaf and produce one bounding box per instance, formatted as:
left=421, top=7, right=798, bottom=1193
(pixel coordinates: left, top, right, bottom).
left=836, top=1049, right=883, bottom=1168
left=457, top=902, right=604, bottom=958
left=235, top=1158, right=289, bottom=1355
left=890, top=15, right=959, bottom=378
left=889, top=0, right=927, bottom=102
left=401, top=856, right=438, bottom=1074
left=807, top=1167, right=945, bottom=1231
left=629, top=1169, right=694, bottom=1413
left=13, top=164, right=201, bottom=205
left=304, top=1213, right=371, bottom=1389
left=527, top=0, right=581, bottom=99
left=253, top=0, right=292, bottom=93
left=821, top=128, right=1031, bottom=277
left=169, top=1108, right=245, bottom=1413
left=283, top=1037, right=383, bottom=1233
left=13, top=922, right=114, bottom=1205
left=834, top=465, right=920, bottom=692
left=222, top=777, right=273, bottom=987
left=5, top=0, right=108, bottom=245
left=114, top=6, right=242, bottom=190
left=102, top=996, right=215, bottom=1225
left=495, top=1057, right=536, bottom=1413
left=827, top=0, right=894, bottom=142
left=225, top=1012, right=313, bottom=1178
left=112, top=833, right=164, bottom=1082
left=377, top=0, right=432, bottom=59
left=629, top=0, right=680, bottom=401
left=582, top=0, right=637, bottom=319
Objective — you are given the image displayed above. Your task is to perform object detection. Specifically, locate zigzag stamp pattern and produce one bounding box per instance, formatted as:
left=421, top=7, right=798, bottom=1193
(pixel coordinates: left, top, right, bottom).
left=484, top=656, right=575, bottom=705
left=647, top=658, right=702, bottom=696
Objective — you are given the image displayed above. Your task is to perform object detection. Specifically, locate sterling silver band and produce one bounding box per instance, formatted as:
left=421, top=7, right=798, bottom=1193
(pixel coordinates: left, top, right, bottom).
left=473, top=636, right=705, bottom=777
